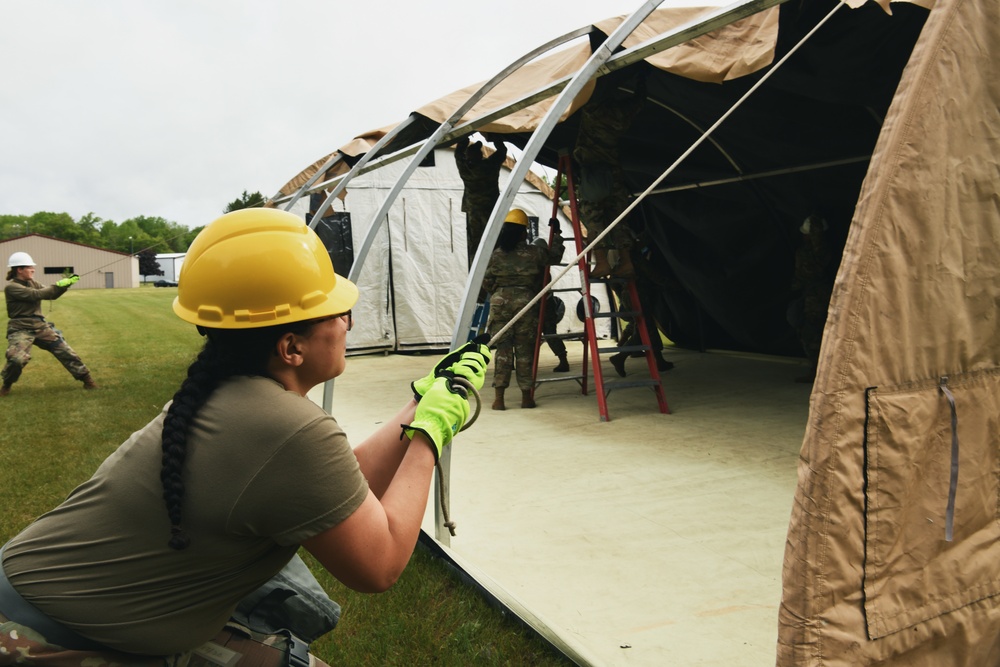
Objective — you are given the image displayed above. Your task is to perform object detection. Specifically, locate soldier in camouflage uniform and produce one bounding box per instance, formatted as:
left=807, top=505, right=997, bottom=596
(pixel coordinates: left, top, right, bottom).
left=483, top=210, right=564, bottom=410
left=2, top=253, right=96, bottom=396
left=0, top=611, right=330, bottom=666
left=455, top=134, right=508, bottom=264
left=573, top=76, right=645, bottom=278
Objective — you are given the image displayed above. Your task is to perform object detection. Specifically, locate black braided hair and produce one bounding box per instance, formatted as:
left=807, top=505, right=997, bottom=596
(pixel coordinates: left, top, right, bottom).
left=160, top=321, right=315, bottom=550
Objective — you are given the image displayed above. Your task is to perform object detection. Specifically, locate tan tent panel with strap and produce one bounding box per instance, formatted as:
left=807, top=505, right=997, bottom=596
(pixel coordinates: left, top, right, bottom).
left=779, top=0, right=1000, bottom=663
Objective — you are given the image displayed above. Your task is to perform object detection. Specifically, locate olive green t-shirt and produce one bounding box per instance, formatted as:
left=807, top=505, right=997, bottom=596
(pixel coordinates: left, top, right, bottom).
left=3, top=376, right=368, bottom=655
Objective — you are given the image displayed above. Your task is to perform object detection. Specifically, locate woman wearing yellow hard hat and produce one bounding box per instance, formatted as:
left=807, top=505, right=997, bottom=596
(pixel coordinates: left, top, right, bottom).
left=0, top=208, right=490, bottom=665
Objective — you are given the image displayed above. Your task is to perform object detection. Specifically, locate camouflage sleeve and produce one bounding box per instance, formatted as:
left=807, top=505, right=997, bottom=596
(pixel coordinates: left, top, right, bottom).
left=454, top=137, right=470, bottom=175
left=482, top=252, right=498, bottom=293
left=547, top=232, right=565, bottom=264
left=486, top=141, right=507, bottom=166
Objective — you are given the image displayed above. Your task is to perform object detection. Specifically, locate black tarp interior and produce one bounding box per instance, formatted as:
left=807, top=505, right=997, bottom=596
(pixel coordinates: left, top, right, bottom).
left=391, top=0, right=930, bottom=358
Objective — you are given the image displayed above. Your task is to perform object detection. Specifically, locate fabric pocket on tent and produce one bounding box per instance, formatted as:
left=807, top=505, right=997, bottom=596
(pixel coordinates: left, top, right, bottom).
left=863, top=367, right=1000, bottom=641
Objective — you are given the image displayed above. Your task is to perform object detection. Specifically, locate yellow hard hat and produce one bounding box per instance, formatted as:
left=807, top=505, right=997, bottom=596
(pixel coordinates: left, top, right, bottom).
left=504, top=209, right=529, bottom=226
left=173, top=208, right=358, bottom=329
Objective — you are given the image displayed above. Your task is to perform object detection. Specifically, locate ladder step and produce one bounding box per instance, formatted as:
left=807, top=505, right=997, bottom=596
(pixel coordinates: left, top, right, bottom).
left=603, top=379, right=663, bottom=392
left=597, top=344, right=650, bottom=355
left=587, top=276, right=633, bottom=286
left=535, top=376, right=585, bottom=385
left=591, top=310, right=639, bottom=320
left=543, top=332, right=586, bottom=342
left=532, top=152, right=669, bottom=421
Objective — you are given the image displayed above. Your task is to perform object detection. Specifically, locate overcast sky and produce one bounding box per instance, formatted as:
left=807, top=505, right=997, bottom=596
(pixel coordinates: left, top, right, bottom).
left=1, top=1, right=709, bottom=229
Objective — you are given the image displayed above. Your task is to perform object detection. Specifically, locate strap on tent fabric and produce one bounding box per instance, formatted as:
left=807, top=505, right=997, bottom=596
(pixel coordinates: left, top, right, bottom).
left=939, top=377, right=959, bottom=542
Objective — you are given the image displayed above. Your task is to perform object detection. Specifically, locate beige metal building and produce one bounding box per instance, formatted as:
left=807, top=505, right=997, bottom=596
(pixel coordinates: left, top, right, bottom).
left=0, top=234, right=138, bottom=289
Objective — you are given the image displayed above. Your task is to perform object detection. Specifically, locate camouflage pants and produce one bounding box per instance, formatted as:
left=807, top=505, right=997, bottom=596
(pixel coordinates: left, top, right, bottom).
left=465, top=208, right=491, bottom=265
left=488, top=289, right=539, bottom=391
left=578, top=181, right=633, bottom=252
left=0, top=615, right=329, bottom=666
left=2, top=326, right=90, bottom=387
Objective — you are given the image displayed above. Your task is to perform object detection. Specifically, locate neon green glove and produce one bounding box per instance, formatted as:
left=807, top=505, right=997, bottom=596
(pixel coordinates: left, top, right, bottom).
left=411, top=335, right=491, bottom=400
left=55, top=275, right=80, bottom=288
left=402, top=376, right=471, bottom=460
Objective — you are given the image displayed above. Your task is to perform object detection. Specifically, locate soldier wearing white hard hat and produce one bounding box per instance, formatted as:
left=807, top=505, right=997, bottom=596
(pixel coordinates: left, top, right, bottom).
left=2, top=251, right=96, bottom=395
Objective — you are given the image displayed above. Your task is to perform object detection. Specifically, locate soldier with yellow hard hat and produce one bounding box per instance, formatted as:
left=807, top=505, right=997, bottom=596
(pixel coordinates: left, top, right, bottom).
left=482, top=208, right=564, bottom=410
left=0, top=209, right=491, bottom=664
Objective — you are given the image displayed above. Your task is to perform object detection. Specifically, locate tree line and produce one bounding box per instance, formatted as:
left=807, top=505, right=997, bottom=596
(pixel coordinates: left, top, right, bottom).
left=0, top=191, right=268, bottom=258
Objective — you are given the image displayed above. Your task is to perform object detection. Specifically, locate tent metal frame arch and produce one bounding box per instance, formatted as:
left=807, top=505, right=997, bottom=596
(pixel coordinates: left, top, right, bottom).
left=282, top=0, right=791, bottom=541
left=342, top=26, right=597, bottom=284
left=275, top=153, right=343, bottom=212
left=272, top=0, right=785, bottom=212
left=437, top=0, right=670, bottom=543
left=450, top=0, right=790, bottom=353
left=440, top=0, right=797, bottom=542
left=306, top=25, right=601, bottom=419
left=303, top=117, right=418, bottom=227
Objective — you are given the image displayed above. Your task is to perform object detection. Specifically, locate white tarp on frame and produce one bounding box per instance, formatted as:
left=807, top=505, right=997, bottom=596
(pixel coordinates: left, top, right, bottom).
left=289, top=146, right=599, bottom=353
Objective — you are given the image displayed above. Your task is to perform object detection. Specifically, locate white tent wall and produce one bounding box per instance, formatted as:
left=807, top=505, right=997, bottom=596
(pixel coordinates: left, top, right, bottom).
left=291, top=146, right=608, bottom=353
left=289, top=193, right=394, bottom=352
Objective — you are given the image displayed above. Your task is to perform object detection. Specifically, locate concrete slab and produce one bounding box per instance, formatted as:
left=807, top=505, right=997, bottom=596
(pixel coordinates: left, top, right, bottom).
left=317, top=344, right=812, bottom=666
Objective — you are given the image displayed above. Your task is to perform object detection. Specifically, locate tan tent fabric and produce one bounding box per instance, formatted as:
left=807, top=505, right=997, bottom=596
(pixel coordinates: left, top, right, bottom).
left=418, top=6, right=781, bottom=126
left=274, top=127, right=391, bottom=199
left=414, top=42, right=597, bottom=133
left=596, top=6, right=780, bottom=84
left=779, top=0, right=1000, bottom=663
left=274, top=150, right=340, bottom=199
left=276, top=6, right=781, bottom=199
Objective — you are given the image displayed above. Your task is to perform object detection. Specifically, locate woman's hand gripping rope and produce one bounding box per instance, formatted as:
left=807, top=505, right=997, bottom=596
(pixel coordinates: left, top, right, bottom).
left=403, top=336, right=491, bottom=535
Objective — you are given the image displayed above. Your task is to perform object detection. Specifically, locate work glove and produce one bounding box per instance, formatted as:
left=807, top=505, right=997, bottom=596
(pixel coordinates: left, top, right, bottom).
left=548, top=217, right=561, bottom=234
left=55, top=275, right=80, bottom=288
left=411, top=334, right=491, bottom=400
left=402, top=376, right=471, bottom=460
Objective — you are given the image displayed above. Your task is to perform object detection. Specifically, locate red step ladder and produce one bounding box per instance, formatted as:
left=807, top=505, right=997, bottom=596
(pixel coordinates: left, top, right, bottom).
left=531, top=153, right=669, bottom=421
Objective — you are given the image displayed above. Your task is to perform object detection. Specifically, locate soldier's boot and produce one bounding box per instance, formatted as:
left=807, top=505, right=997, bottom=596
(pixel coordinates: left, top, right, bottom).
left=82, top=374, right=98, bottom=390
left=521, top=389, right=536, bottom=409
left=553, top=354, right=570, bottom=373
left=591, top=249, right=613, bottom=278
left=611, top=250, right=635, bottom=278
left=0, top=383, right=11, bottom=397
left=653, top=353, right=675, bottom=372
left=492, top=388, right=506, bottom=411
left=610, top=352, right=627, bottom=377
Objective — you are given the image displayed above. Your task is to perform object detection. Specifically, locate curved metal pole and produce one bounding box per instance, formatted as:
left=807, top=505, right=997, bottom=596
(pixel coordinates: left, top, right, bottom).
left=466, top=0, right=822, bottom=352
left=307, top=116, right=418, bottom=229
left=432, top=0, right=667, bottom=544
left=450, top=0, right=665, bottom=351
left=451, top=0, right=791, bottom=350
left=276, top=153, right=344, bottom=211
left=346, top=26, right=595, bottom=285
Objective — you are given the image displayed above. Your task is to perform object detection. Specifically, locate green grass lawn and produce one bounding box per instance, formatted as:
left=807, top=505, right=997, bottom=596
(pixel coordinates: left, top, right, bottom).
left=0, top=287, right=572, bottom=666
